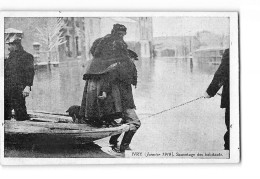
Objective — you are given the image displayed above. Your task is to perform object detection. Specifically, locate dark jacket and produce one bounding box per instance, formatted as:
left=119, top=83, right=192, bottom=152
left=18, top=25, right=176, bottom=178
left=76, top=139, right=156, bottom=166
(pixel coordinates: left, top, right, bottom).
left=84, top=34, right=131, bottom=78
left=102, top=62, right=137, bottom=110
left=5, top=48, right=35, bottom=91
left=206, top=49, right=229, bottom=108
left=84, top=34, right=137, bottom=111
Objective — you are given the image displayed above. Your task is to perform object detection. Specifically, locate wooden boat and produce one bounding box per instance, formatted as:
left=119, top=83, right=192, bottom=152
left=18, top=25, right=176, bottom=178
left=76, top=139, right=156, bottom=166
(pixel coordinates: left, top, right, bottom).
left=4, top=111, right=129, bottom=145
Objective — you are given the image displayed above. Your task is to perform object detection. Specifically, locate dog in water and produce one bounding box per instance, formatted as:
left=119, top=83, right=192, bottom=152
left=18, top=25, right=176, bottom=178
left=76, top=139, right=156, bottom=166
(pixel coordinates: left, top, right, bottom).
left=66, top=105, right=82, bottom=123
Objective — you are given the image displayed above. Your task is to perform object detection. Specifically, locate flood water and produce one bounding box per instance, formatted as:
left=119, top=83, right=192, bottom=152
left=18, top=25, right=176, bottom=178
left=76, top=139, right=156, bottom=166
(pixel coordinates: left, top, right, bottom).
left=5, top=57, right=227, bottom=158
left=26, top=57, right=219, bottom=115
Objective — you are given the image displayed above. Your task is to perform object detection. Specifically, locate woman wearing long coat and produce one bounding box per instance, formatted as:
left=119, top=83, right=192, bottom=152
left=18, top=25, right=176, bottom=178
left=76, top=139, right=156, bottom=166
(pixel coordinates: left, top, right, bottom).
left=79, top=24, right=137, bottom=125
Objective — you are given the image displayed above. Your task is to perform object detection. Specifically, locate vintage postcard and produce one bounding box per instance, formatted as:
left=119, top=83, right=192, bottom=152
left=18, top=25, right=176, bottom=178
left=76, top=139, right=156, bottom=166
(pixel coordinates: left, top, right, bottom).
left=0, top=11, right=240, bottom=165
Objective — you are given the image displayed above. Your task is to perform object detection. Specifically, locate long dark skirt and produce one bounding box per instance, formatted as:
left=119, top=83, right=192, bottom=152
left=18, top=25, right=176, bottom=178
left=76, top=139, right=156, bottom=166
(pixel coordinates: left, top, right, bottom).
left=79, top=78, right=122, bottom=121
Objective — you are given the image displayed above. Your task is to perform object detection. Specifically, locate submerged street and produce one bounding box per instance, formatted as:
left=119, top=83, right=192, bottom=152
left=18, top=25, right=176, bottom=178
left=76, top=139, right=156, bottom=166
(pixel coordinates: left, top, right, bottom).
left=5, top=57, right=226, bottom=157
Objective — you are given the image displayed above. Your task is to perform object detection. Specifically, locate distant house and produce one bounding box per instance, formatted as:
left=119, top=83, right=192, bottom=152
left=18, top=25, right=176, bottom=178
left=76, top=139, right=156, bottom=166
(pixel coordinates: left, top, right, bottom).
left=192, top=47, right=226, bottom=65
left=153, top=31, right=229, bottom=58
left=153, top=36, right=196, bottom=57
left=160, top=48, right=176, bottom=57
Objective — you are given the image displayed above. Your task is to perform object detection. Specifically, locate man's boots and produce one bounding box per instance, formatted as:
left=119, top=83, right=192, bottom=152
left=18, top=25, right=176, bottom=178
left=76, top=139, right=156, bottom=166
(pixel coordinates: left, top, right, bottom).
left=109, top=134, right=121, bottom=146
left=120, top=131, right=136, bottom=152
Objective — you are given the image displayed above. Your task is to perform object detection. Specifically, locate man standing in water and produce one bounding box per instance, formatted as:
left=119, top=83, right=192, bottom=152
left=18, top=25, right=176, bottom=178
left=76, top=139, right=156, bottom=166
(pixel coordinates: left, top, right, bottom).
left=105, top=25, right=141, bottom=154
left=108, top=48, right=140, bottom=154
left=204, top=48, right=230, bottom=150
left=4, top=29, right=35, bottom=121
left=82, top=24, right=141, bottom=154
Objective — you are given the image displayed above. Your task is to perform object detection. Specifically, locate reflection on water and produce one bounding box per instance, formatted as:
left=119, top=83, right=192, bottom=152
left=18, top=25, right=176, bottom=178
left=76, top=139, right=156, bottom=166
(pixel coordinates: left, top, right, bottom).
left=27, top=58, right=219, bottom=115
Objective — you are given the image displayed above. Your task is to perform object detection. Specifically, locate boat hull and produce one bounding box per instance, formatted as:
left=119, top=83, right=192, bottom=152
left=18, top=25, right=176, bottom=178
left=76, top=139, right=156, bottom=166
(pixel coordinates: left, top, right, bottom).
left=4, top=114, right=129, bottom=145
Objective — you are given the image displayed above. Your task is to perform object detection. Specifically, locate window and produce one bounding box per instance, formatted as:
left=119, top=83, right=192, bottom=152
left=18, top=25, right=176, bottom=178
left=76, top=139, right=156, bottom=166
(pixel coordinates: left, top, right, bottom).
left=65, top=35, right=72, bottom=57
left=75, top=18, right=80, bottom=27
left=75, top=36, right=81, bottom=56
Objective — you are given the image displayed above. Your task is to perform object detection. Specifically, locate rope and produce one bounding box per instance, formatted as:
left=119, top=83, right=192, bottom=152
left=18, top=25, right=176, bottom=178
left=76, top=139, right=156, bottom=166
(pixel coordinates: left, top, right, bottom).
left=140, top=96, right=204, bottom=120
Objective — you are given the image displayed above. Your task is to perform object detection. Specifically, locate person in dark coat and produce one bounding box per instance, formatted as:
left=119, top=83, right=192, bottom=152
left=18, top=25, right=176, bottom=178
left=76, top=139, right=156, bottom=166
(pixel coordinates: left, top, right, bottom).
left=108, top=49, right=140, bottom=154
left=204, top=48, right=230, bottom=150
left=80, top=24, right=141, bottom=153
left=4, top=31, right=35, bottom=121
left=80, top=24, right=130, bottom=124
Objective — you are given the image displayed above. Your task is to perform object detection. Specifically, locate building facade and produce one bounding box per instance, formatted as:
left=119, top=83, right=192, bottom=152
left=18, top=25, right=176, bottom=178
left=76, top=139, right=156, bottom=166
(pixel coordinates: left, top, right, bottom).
left=58, top=17, right=86, bottom=62
left=153, top=31, right=229, bottom=58
left=5, top=17, right=86, bottom=64
left=4, top=17, right=153, bottom=64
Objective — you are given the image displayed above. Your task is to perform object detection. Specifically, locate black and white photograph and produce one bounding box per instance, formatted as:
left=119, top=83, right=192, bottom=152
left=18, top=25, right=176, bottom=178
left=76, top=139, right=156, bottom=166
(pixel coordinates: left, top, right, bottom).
left=0, top=12, right=239, bottom=164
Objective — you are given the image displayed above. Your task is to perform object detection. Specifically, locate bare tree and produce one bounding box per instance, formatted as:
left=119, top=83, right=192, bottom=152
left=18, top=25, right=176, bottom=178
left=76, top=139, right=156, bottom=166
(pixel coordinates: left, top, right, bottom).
left=35, top=17, right=67, bottom=62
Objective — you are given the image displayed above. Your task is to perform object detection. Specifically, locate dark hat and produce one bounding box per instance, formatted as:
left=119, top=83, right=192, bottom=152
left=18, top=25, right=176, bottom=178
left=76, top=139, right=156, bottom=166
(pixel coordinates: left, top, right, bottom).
left=112, top=24, right=127, bottom=33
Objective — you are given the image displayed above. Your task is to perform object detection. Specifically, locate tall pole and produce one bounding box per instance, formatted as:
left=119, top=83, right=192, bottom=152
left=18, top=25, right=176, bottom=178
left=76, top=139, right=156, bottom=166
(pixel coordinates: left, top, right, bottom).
left=189, top=36, right=191, bottom=54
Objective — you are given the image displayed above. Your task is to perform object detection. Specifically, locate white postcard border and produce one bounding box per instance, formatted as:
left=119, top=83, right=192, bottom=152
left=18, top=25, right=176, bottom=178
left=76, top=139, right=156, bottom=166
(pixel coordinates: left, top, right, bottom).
left=0, top=11, right=240, bottom=165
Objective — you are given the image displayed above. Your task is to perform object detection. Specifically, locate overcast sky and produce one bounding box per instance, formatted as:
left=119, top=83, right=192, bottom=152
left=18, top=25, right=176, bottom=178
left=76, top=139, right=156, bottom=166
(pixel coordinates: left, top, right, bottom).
left=153, top=17, right=230, bottom=37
